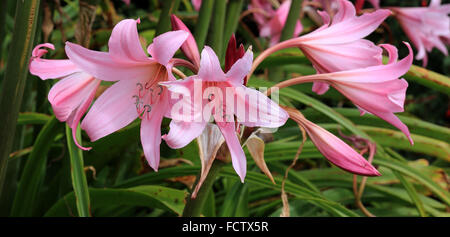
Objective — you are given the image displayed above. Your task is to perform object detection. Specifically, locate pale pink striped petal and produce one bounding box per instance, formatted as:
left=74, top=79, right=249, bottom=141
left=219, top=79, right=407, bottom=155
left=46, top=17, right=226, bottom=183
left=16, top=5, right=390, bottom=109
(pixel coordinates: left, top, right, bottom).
left=147, top=30, right=189, bottom=66
left=217, top=122, right=247, bottom=182
left=65, top=42, right=155, bottom=82
left=234, top=86, right=288, bottom=128
left=163, top=120, right=207, bottom=149
left=226, top=49, right=253, bottom=86
left=30, top=43, right=80, bottom=80
left=80, top=78, right=140, bottom=141
left=197, top=46, right=226, bottom=81
left=108, top=19, right=149, bottom=63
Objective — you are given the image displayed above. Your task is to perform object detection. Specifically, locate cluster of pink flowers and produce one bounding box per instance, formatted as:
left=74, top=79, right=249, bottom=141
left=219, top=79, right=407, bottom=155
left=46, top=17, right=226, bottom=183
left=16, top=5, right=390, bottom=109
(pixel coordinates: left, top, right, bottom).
left=29, top=0, right=420, bottom=182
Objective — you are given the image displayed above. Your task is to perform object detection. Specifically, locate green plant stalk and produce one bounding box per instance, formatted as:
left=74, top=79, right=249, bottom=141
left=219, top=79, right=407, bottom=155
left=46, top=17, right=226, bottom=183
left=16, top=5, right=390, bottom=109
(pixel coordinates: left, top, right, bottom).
left=279, top=0, right=302, bottom=42
left=10, top=117, right=61, bottom=216
left=65, top=125, right=91, bottom=217
left=222, top=0, right=244, bottom=55
left=405, top=64, right=450, bottom=95
left=194, top=0, right=214, bottom=51
left=155, top=0, right=181, bottom=36
left=0, top=0, right=9, bottom=62
left=0, top=0, right=41, bottom=195
left=182, top=159, right=225, bottom=217
left=208, top=0, right=227, bottom=61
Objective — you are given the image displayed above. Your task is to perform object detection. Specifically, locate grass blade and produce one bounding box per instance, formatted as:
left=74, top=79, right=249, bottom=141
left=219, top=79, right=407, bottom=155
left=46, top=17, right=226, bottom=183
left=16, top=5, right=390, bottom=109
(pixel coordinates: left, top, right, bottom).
left=65, top=125, right=91, bottom=217
left=10, top=117, right=61, bottom=216
left=0, top=0, right=41, bottom=194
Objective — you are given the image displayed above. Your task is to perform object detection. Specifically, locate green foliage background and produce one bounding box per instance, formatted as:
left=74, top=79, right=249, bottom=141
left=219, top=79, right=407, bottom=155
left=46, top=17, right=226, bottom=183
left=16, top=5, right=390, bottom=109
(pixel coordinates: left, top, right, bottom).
left=0, top=0, right=448, bottom=217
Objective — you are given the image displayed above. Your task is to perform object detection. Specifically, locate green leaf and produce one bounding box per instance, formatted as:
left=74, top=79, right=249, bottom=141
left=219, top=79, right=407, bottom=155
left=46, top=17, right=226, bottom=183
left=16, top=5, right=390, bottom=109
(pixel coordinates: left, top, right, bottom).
left=220, top=168, right=359, bottom=217
left=11, top=117, right=62, bottom=216
left=17, top=112, right=52, bottom=125
left=65, top=125, right=91, bottom=217
left=45, top=185, right=187, bottom=216
left=219, top=181, right=249, bottom=217
left=194, top=0, right=214, bottom=50
left=0, top=0, right=41, bottom=194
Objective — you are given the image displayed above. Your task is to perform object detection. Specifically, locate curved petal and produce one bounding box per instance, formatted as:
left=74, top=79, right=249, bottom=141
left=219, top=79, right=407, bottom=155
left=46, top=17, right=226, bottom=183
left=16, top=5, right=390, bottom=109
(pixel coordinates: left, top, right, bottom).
left=30, top=44, right=80, bottom=80
left=108, top=19, right=149, bottom=63
left=147, top=30, right=189, bottom=66
left=170, top=15, right=201, bottom=67
left=198, top=46, right=226, bottom=81
left=301, top=9, right=390, bottom=44
left=65, top=42, right=155, bottom=82
left=81, top=78, right=140, bottom=141
left=140, top=92, right=169, bottom=171
left=162, top=120, right=207, bottom=149
left=48, top=72, right=98, bottom=122
left=217, top=122, right=246, bottom=182
left=302, top=118, right=381, bottom=176
left=225, top=49, right=253, bottom=86
left=234, top=86, right=289, bottom=128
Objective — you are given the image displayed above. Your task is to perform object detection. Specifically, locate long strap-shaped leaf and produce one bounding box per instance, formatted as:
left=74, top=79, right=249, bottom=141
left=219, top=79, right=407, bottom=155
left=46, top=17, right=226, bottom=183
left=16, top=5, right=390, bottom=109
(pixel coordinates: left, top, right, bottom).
left=0, top=0, right=41, bottom=194
left=44, top=186, right=187, bottom=217
left=11, top=117, right=61, bottom=216
left=65, top=125, right=91, bottom=217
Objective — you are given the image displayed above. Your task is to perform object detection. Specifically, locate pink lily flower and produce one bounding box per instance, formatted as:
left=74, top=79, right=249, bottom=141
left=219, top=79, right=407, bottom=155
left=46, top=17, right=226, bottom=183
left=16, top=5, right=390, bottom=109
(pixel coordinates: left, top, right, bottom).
left=171, top=14, right=201, bottom=68
left=391, top=0, right=450, bottom=66
left=250, top=0, right=303, bottom=46
left=161, top=46, right=289, bottom=182
left=29, top=43, right=100, bottom=151
left=122, top=0, right=130, bottom=5
left=65, top=19, right=189, bottom=171
left=273, top=42, right=414, bottom=144
left=286, top=107, right=381, bottom=176
left=251, top=0, right=389, bottom=95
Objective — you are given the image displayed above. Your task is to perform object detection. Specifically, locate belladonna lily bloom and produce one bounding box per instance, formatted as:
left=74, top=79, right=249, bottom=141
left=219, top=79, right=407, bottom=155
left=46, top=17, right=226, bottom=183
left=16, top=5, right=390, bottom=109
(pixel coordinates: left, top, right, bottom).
left=270, top=42, right=414, bottom=145
left=29, top=43, right=100, bottom=151
left=161, top=47, right=289, bottom=182
left=250, top=0, right=389, bottom=95
left=250, top=0, right=303, bottom=46
left=390, top=0, right=450, bottom=66
left=65, top=19, right=189, bottom=171
left=285, top=107, right=381, bottom=176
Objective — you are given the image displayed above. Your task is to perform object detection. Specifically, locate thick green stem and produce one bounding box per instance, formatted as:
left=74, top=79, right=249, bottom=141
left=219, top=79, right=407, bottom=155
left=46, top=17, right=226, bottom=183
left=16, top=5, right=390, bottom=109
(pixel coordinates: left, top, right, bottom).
left=0, top=0, right=41, bottom=195
left=279, top=0, right=302, bottom=42
left=182, top=159, right=225, bottom=217
left=155, top=0, right=181, bottom=36
left=66, top=125, right=91, bottom=217
left=208, top=0, right=227, bottom=61
left=194, top=0, right=214, bottom=51
left=222, top=0, right=244, bottom=56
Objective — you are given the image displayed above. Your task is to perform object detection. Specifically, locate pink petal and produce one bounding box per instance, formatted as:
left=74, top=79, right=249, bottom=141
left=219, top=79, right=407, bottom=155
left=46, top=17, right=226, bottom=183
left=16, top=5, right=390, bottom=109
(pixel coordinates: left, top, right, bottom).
left=217, top=122, right=247, bottom=182
left=331, top=0, right=356, bottom=25
left=302, top=118, right=381, bottom=176
left=312, top=82, right=330, bottom=95
left=81, top=78, right=141, bottom=141
left=147, top=30, right=189, bottom=66
left=225, top=49, right=253, bottom=86
left=170, top=15, right=201, bottom=67
left=301, top=8, right=390, bottom=44
left=65, top=42, right=155, bottom=82
left=162, top=120, right=207, bottom=149
left=234, top=86, right=289, bottom=128
left=108, top=19, right=149, bottom=63
left=192, top=0, right=202, bottom=11
left=197, top=46, right=226, bottom=81
left=140, top=92, right=169, bottom=171
left=30, top=44, right=80, bottom=80
left=48, top=72, right=98, bottom=122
